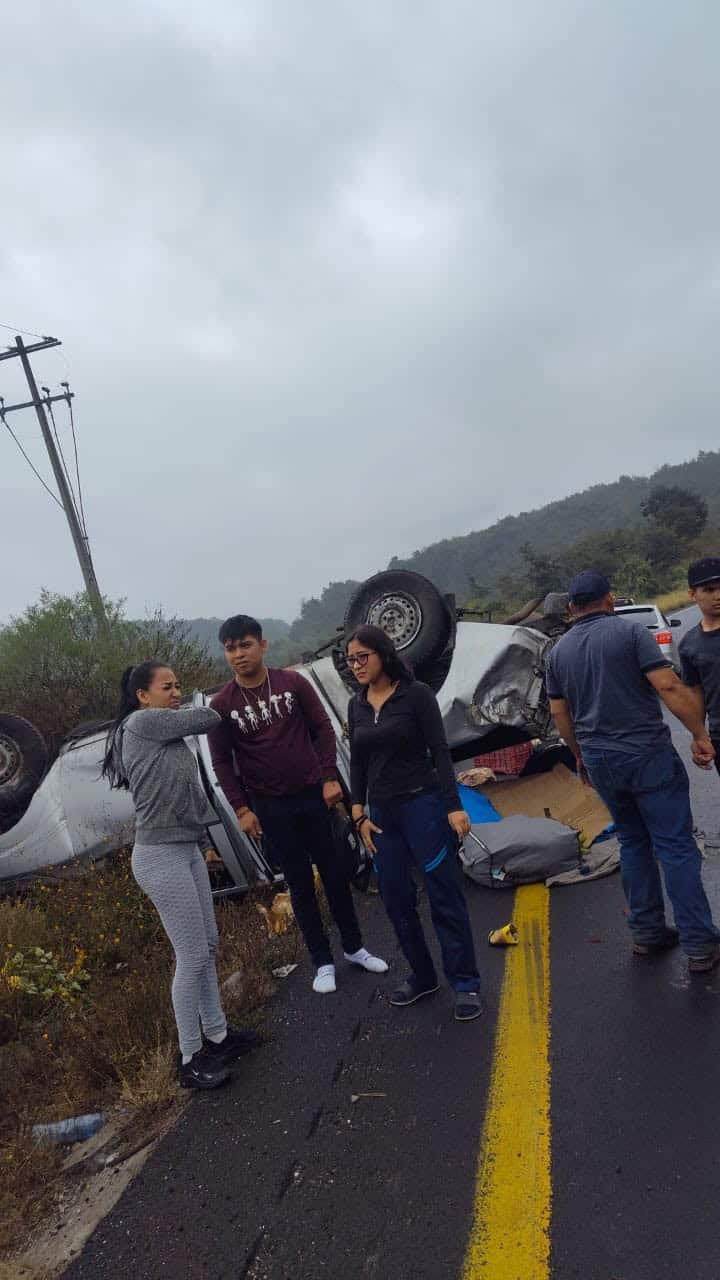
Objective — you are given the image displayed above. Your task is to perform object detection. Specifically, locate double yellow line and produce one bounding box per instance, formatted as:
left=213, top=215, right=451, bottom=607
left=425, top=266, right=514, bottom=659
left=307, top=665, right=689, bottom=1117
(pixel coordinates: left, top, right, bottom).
left=463, top=884, right=551, bottom=1279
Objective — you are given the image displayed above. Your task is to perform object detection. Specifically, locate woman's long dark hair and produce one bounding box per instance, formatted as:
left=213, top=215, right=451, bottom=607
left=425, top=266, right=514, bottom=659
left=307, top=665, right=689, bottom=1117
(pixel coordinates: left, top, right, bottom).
left=101, top=660, right=167, bottom=789
left=346, top=625, right=414, bottom=684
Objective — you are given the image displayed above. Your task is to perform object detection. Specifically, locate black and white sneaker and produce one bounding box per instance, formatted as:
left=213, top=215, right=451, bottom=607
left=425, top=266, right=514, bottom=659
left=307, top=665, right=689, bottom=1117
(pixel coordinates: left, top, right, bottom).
left=202, top=1025, right=264, bottom=1066
left=178, top=1051, right=230, bottom=1091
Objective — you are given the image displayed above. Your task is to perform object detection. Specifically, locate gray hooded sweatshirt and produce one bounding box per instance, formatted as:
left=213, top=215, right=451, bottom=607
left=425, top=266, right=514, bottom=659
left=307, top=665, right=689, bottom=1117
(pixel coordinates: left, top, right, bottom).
left=117, top=706, right=220, bottom=845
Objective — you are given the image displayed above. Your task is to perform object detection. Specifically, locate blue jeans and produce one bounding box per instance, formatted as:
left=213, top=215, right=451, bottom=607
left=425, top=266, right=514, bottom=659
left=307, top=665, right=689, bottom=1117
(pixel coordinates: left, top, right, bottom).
left=370, top=789, right=480, bottom=993
left=582, top=745, right=720, bottom=957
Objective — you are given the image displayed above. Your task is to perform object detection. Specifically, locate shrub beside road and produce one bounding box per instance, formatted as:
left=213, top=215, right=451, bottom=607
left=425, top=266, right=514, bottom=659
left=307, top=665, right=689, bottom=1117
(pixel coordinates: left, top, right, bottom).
left=0, top=853, right=299, bottom=1258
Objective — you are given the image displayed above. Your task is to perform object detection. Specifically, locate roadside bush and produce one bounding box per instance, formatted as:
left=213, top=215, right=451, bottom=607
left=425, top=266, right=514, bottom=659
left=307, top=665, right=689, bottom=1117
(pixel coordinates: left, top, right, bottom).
left=0, top=591, right=224, bottom=753
left=0, top=852, right=300, bottom=1257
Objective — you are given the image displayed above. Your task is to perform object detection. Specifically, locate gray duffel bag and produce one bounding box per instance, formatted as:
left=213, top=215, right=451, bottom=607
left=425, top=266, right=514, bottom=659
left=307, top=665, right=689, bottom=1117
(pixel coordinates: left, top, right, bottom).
left=460, top=815, right=581, bottom=888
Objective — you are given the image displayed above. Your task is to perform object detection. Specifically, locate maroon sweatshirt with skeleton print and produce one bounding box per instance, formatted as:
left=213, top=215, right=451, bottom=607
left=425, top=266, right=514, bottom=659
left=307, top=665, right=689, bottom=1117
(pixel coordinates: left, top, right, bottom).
left=208, top=669, right=338, bottom=810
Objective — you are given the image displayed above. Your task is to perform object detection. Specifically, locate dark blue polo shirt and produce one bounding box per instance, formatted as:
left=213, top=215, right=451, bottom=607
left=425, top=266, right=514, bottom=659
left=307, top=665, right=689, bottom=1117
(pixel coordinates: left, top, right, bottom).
left=545, top=612, right=671, bottom=754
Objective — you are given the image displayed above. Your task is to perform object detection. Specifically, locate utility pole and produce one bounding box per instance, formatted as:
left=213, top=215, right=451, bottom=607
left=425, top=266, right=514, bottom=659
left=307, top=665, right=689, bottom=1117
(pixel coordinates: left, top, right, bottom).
left=0, top=334, right=107, bottom=627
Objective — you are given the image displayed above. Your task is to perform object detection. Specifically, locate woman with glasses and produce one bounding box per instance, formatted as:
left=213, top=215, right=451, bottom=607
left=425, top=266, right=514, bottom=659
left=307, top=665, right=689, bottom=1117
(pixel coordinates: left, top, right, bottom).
left=346, top=626, right=482, bottom=1022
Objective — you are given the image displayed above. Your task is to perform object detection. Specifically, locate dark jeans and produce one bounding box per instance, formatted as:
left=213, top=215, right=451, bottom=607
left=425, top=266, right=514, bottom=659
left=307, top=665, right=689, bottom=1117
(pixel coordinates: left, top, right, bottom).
left=714, top=741, right=720, bottom=778
left=370, top=789, right=480, bottom=993
left=583, top=744, right=720, bottom=957
left=253, top=785, right=362, bottom=968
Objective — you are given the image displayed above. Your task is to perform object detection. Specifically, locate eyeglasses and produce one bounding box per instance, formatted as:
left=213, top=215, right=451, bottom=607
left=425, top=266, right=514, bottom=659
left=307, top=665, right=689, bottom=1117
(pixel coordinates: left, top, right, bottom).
left=346, top=652, right=373, bottom=668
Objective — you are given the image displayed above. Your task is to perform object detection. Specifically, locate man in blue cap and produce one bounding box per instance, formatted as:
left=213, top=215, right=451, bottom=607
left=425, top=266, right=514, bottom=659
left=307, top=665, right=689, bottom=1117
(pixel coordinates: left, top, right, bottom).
left=546, top=569, right=720, bottom=973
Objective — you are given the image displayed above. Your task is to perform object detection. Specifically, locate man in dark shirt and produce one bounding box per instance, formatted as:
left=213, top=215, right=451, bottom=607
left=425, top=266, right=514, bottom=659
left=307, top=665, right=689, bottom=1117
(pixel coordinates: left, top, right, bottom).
left=679, top=556, right=720, bottom=777
left=209, top=615, right=386, bottom=994
left=546, top=570, right=720, bottom=973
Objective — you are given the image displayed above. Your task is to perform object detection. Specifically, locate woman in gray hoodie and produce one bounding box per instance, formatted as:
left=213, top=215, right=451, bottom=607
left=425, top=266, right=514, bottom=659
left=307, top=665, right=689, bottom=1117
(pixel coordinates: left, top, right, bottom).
left=103, top=661, right=257, bottom=1089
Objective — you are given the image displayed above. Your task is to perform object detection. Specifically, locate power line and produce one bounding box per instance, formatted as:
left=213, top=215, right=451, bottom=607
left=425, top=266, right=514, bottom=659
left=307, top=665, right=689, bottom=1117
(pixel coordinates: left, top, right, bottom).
left=0, top=320, right=55, bottom=341
left=0, top=410, right=63, bottom=510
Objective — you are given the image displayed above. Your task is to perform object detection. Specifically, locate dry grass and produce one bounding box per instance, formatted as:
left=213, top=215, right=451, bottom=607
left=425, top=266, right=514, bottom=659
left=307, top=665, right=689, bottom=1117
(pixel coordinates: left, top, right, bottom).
left=655, top=587, right=693, bottom=614
left=0, top=852, right=299, bottom=1259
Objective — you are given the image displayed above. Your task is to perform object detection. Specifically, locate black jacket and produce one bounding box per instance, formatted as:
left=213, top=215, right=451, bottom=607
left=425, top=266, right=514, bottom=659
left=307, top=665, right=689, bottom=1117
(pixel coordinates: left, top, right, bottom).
left=348, top=679, right=460, bottom=813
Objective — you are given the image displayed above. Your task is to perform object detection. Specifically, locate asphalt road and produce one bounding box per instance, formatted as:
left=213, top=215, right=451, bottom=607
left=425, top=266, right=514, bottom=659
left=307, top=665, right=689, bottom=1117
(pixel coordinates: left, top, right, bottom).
left=64, top=607, right=720, bottom=1280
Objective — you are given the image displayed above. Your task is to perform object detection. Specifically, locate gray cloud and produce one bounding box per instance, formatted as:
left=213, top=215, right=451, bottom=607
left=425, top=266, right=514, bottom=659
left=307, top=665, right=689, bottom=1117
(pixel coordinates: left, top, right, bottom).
left=3, top=0, right=720, bottom=622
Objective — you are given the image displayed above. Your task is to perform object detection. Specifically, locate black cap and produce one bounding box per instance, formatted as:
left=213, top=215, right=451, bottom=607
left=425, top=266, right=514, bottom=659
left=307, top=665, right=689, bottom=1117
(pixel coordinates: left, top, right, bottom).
left=568, top=570, right=612, bottom=603
left=688, top=557, right=720, bottom=588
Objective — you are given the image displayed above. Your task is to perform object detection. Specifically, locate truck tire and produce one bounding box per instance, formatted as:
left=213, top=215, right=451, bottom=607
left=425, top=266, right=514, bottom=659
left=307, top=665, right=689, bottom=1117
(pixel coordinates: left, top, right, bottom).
left=343, top=570, right=453, bottom=670
left=0, top=714, right=48, bottom=817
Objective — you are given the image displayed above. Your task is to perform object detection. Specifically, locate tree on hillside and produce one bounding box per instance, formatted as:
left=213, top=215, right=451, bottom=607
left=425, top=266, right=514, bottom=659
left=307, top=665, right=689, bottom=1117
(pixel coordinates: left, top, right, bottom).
left=641, top=485, right=708, bottom=542
left=0, top=592, right=224, bottom=752
left=558, top=529, right=638, bottom=582
left=613, top=554, right=656, bottom=600
left=639, top=526, right=684, bottom=574
left=287, top=579, right=359, bottom=654
left=519, top=543, right=563, bottom=596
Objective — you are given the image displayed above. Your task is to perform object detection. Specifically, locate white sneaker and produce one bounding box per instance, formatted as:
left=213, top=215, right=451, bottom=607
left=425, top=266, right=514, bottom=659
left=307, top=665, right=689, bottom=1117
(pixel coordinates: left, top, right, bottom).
left=313, top=964, right=336, bottom=994
left=344, top=947, right=389, bottom=974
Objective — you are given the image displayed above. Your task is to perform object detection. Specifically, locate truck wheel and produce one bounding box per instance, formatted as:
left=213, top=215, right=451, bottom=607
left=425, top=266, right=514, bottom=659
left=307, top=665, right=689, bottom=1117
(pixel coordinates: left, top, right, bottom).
left=0, top=714, right=48, bottom=817
left=343, top=570, right=453, bottom=670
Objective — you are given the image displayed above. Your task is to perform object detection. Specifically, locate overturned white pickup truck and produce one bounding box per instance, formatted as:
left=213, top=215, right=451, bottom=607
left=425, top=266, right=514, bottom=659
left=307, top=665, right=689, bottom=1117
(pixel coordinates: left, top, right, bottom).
left=0, top=571, right=561, bottom=893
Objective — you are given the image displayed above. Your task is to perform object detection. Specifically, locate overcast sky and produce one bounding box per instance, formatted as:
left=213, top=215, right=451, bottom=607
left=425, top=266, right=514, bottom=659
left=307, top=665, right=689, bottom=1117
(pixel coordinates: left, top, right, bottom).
left=3, top=1, right=719, bottom=624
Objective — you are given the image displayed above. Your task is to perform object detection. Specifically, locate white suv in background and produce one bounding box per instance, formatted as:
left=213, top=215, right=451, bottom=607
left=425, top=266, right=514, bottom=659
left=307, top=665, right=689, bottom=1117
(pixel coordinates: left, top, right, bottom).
left=614, top=602, right=682, bottom=672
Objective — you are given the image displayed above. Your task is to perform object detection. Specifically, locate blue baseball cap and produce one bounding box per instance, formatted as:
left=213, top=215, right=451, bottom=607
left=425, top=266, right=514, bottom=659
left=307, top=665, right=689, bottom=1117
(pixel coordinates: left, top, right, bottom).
left=568, top=570, right=612, bottom=603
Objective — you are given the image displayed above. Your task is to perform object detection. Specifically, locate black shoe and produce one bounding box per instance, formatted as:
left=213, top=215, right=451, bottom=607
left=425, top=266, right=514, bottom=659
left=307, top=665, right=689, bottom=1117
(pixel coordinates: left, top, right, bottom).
left=454, top=991, right=483, bottom=1022
left=202, top=1025, right=264, bottom=1065
left=632, top=927, right=680, bottom=956
left=389, top=978, right=440, bottom=1007
left=688, top=944, right=720, bottom=974
left=178, top=1051, right=230, bottom=1091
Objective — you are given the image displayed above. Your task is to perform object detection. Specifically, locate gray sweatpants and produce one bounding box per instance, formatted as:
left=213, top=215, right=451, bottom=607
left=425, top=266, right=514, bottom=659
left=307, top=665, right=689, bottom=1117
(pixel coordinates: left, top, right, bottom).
left=132, top=842, right=227, bottom=1058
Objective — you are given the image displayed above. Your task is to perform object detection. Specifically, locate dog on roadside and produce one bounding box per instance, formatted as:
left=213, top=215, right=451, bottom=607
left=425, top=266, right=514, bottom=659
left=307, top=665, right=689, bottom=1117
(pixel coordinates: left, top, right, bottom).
left=256, top=892, right=295, bottom=938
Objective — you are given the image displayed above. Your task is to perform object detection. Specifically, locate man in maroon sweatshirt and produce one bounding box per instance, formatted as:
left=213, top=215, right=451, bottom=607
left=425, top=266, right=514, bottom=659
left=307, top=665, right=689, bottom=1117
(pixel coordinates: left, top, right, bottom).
left=208, top=615, right=387, bottom=994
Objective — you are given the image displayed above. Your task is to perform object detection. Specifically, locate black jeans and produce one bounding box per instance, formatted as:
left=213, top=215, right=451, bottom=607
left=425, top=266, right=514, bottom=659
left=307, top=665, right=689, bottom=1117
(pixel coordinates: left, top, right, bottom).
left=254, top=784, right=362, bottom=968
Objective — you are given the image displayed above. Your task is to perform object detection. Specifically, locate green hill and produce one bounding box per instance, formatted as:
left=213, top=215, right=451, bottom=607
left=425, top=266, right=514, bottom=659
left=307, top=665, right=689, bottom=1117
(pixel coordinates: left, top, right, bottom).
left=283, top=450, right=720, bottom=652
left=388, top=450, right=720, bottom=601
left=185, top=450, right=720, bottom=662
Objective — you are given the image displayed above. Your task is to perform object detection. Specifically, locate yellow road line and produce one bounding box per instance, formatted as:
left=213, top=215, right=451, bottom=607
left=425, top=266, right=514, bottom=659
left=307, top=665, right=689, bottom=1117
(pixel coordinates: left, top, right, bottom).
left=463, top=884, right=551, bottom=1280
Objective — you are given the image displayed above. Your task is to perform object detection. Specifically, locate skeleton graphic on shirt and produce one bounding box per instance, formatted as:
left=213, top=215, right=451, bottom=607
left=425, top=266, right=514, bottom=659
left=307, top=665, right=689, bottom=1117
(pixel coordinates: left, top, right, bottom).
left=231, top=689, right=295, bottom=736
left=230, top=709, right=248, bottom=734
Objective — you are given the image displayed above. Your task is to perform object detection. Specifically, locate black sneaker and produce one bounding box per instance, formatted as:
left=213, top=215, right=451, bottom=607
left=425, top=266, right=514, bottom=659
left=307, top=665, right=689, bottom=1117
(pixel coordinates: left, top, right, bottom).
left=389, top=978, right=440, bottom=1007
left=454, top=991, right=483, bottom=1022
left=178, top=1051, right=230, bottom=1091
left=202, top=1025, right=264, bottom=1065
left=688, top=944, right=720, bottom=974
left=632, top=928, right=680, bottom=956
